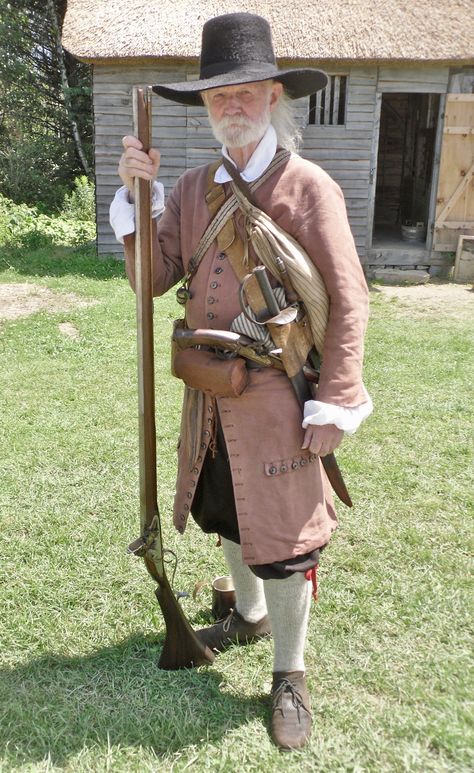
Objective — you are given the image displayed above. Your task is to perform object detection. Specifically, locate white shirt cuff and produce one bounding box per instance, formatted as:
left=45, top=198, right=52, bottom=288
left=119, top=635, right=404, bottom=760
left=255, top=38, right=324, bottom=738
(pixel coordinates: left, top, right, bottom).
left=302, top=387, right=373, bottom=435
left=109, top=183, right=165, bottom=244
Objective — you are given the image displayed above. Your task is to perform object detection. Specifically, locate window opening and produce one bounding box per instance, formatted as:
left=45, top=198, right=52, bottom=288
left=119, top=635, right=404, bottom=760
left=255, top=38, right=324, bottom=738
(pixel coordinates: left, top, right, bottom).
left=308, top=75, right=347, bottom=126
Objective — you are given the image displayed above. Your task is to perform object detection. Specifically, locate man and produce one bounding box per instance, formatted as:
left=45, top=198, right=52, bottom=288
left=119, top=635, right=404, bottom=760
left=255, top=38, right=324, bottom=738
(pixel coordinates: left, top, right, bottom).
left=110, top=12, right=372, bottom=751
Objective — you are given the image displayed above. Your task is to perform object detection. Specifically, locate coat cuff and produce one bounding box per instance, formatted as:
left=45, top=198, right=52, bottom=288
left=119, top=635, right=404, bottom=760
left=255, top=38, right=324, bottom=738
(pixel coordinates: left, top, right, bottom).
left=109, top=183, right=165, bottom=244
left=302, top=387, right=373, bottom=434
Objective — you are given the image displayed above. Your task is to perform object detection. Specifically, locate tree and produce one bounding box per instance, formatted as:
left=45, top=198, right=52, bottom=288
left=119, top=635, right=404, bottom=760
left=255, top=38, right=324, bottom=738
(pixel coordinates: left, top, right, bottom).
left=0, top=0, right=93, bottom=211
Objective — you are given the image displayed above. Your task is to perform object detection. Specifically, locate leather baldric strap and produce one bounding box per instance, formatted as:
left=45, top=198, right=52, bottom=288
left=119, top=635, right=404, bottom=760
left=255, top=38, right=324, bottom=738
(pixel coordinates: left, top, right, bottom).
left=205, top=159, right=270, bottom=317
left=205, top=153, right=313, bottom=373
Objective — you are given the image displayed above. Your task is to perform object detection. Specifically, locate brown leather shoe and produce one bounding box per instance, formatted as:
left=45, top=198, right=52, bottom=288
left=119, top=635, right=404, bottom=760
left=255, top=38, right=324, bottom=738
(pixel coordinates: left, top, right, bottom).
left=195, top=609, right=271, bottom=653
left=271, top=671, right=312, bottom=750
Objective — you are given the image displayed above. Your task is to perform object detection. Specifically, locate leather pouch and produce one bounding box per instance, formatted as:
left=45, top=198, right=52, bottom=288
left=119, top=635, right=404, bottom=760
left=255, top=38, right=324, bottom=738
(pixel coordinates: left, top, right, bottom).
left=172, top=348, right=248, bottom=397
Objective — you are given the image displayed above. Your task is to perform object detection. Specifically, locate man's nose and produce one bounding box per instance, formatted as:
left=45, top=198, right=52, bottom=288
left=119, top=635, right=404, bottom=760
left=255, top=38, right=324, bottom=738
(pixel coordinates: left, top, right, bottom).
left=224, top=95, right=242, bottom=113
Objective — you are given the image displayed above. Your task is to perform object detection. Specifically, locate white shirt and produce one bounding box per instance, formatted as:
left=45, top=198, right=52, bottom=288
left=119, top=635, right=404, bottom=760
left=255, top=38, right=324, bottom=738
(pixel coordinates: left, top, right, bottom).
left=215, top=125, right=279, bottom=183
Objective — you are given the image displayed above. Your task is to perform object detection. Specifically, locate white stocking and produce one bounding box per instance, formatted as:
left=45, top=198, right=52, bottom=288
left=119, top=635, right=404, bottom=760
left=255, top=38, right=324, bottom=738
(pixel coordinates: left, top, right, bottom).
left=263, top=572, right=312, bottom=672
left=220, top=537, right=268, bottom=623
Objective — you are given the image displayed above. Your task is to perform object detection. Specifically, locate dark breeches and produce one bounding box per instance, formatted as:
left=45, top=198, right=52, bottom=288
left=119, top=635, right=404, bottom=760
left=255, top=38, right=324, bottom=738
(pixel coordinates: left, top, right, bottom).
left=191, top=408, right=322, bottom=580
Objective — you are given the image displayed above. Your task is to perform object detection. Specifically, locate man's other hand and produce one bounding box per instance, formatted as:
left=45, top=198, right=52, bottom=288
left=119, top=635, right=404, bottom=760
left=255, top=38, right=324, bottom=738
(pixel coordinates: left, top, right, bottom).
left=301, top=424, right=344, bottom=457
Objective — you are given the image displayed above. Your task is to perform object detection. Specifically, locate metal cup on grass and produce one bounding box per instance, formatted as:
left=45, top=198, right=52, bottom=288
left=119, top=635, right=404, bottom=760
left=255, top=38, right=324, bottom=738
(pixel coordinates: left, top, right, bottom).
left=211, top=575, right=236, bottom=620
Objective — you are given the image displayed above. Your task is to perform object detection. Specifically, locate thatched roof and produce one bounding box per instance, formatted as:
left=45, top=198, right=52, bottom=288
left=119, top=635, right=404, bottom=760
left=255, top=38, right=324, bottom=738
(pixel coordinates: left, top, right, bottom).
left=62, top=0, right=474, bottom=65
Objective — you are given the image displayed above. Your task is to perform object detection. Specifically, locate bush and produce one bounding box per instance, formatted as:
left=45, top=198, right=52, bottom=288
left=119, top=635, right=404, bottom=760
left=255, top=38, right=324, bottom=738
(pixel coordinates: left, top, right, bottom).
left=62, top=176, right=95, bottom=222
left=0, top=194, right=95, bottom=249
left=0, top=135, right=76, bottom=213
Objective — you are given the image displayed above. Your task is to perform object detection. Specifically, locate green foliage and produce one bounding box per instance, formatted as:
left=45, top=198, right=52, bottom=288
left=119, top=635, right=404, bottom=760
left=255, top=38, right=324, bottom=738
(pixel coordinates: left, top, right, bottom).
left=62, top=176, right=95, bottom=222
left=0, top=193, right=95, bottom=248
left=0, top=133, right=76, bottom=212
left=0, top=0, right=93, bottom=211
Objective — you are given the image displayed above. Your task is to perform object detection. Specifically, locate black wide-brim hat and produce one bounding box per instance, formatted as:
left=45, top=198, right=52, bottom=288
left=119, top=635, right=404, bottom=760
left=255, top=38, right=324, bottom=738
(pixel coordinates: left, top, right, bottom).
left=152, top=13, right=328, bottom=106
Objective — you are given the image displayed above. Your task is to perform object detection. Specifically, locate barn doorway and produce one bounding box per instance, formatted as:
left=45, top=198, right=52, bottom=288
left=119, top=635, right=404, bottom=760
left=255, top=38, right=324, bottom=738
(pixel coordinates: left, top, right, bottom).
left=372, top=93, right=440, bottom=249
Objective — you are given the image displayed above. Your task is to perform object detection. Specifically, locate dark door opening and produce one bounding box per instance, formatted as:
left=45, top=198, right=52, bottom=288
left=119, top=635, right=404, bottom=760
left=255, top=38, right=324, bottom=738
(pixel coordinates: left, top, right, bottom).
left=372, top=93, right=439, bottom=248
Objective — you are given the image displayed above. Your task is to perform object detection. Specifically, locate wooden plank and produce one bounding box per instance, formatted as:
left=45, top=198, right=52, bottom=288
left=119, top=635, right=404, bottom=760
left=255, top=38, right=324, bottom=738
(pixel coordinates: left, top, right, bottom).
left=367, top=252, right=428, bottom=267
left=332, top=76, right=340, bottom=125
left=433, top=94, right=474, bottom=251
left=443, top=127, right=474, bottom=135
left=426, top=94, right=446, bottom=253
left=378, top=66, right=449, bottom=85
left=453, top=235, right=474, bottom=281
left=447, top=94, right=474, bottom=102
left=301, top=150, right=371, bottom=161
left=433, top=242, right=473, bottom=252
left=378, top=83, right=448, bottom=94
left=436, top=220, right=474, bottom=229
left=366, top=91, right=382, bottom=252
left=435, top=161, right=474, bottom=224
left=344, top=121, right=374, bottom=131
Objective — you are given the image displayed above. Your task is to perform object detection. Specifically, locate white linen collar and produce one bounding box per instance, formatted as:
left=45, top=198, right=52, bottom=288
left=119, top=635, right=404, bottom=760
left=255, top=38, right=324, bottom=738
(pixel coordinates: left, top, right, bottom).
left=214, top=125, right=277, bottom=184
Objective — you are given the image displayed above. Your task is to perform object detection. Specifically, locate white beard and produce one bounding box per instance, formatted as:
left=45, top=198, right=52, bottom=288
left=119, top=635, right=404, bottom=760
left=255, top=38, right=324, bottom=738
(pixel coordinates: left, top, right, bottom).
left=209, top=105, right=271, bottom=148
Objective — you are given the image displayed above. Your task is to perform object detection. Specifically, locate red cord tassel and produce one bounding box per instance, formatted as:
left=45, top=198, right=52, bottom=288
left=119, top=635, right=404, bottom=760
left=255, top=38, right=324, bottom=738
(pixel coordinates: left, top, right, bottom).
left=305, top=565, right=319, bottom=602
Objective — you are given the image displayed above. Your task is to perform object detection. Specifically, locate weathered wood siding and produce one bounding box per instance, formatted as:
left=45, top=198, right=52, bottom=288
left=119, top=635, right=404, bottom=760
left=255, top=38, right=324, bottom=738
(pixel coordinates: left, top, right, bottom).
left=94, top=63, right=188, bottom=254
left=94, top=62, right=379, bottom=257
left=94, top=62, right=455, bottom=264
left=296, top=67, right=377, bottom=261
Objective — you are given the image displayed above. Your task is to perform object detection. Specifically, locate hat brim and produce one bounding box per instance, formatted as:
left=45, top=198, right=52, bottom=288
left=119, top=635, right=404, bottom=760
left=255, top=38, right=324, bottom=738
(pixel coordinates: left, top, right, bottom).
left=152, top=68, right=328, bottom=106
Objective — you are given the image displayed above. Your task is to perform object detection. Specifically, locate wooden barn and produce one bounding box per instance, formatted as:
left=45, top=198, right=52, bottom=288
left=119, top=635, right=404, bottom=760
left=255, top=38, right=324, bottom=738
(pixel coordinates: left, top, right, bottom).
left=62, top=0, right=474, bottom=277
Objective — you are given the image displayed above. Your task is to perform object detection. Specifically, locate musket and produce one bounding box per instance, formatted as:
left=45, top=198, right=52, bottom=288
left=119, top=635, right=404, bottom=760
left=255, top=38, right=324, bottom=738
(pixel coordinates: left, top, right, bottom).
left=252, top=265, right=353, bottom=508
left=128, top=85, right=215, bottom=669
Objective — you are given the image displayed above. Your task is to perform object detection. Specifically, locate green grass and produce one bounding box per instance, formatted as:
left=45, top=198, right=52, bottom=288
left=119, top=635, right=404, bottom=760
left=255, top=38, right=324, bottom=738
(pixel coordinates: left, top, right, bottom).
left=0, top=246, right=472, bottom=772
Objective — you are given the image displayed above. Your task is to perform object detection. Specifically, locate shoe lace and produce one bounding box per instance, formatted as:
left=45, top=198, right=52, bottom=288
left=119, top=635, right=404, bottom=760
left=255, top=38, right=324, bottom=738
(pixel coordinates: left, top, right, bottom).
left=222, top=608, right=237, bottom=633
left=272, top=679, right=308, bottom=721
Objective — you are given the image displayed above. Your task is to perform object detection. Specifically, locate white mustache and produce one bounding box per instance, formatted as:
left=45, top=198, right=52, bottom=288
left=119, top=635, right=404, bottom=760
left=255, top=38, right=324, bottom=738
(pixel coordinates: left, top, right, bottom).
left=215, top=115, right=253, bottom=129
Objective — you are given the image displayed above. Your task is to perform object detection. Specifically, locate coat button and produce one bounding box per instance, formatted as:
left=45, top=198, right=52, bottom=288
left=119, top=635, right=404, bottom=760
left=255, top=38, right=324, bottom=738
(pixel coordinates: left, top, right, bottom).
left=210, top=281, right=218, bottom=289
left=310, top=454, right=317, bottom=462
left=192, top=467, right=199, bottom=474
left=203, top=430, right=210, bottom=437
left=184, top=504, right=189, bottom=511
left=217, top=253, right=226, bottom=260
left=280, top=464, right=287, bottom=473
left=197, top=455, right=202, bottom=462
left=200, top=442, right=206, bottom=449
left=269, top=466, right=277, bottom=475
left=215, top=267, right=223, bottom=274
left=207, top=296, right=216, bottom=304
left=292, top=461, right=299, bottom=469
left=208, top=405, right=213, bottom=412
left=301, top=458, right=308, bottom=466
left=207, top=312, right=215, bottom=320
left=187, top=492, right=192, bottom=499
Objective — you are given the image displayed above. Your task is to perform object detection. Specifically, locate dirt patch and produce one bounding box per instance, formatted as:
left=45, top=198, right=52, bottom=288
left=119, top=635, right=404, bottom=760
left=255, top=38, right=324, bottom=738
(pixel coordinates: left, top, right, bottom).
left=1, top=280, right=471, bottom=325
left=371, top=282, right=473, bottom=320
left=0, top=283, right=95, bottom=322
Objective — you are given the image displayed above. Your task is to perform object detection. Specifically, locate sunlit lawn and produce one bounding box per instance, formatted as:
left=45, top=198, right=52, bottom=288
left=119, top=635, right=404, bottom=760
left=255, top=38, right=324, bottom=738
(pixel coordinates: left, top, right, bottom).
left=0, top=246, right=472, bottom=772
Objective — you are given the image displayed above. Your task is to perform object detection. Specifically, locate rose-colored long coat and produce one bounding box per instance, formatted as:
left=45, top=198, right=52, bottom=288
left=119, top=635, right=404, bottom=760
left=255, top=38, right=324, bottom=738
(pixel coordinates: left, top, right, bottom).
left=140, top=154, right=368, bottom=565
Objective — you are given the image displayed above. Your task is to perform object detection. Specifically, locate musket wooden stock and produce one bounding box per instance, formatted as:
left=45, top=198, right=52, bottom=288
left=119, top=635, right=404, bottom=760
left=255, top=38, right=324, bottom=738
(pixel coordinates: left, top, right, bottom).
left=132, top=86, right=214, bottom=669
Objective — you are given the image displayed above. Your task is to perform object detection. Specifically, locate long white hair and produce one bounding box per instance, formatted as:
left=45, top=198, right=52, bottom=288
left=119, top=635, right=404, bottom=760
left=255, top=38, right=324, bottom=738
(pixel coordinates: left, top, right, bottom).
left=271, top=91, right=302, bottom=154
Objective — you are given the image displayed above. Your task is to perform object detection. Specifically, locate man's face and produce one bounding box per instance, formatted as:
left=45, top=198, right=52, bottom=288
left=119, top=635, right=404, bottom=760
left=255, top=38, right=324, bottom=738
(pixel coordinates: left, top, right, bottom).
left=203, top=80, right=283, bottom=149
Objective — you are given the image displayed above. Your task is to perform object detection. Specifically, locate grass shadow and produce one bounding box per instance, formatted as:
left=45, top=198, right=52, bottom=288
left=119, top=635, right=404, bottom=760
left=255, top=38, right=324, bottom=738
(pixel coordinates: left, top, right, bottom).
left=0, top=633, right=267, bottom=768
left=0, top=244, right=126, bottom=281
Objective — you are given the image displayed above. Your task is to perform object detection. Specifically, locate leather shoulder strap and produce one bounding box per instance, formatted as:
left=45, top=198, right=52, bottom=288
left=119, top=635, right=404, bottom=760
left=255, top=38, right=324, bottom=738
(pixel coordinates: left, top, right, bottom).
left=206, top=160, right=226, bottom=217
